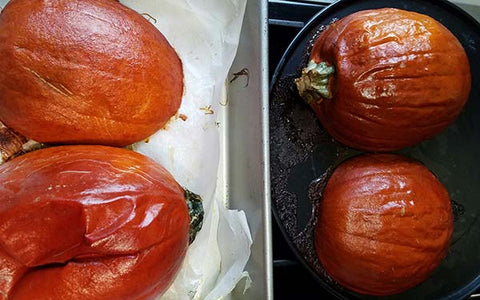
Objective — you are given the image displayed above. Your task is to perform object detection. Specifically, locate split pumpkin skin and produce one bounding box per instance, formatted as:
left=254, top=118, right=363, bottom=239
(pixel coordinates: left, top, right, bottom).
left=0, top=146, right=193, bottom=300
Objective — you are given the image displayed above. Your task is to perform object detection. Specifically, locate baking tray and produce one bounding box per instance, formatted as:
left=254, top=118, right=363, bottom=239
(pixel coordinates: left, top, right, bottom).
left=223, top=0, right=273, bottom=299
left=270, top=0, right=480, bottom=299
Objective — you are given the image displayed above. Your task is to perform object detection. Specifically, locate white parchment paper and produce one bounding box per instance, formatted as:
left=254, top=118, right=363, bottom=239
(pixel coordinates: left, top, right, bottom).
left=0, top=0, right=252, bottom=299
left=122, top=1, right=252, bottom=299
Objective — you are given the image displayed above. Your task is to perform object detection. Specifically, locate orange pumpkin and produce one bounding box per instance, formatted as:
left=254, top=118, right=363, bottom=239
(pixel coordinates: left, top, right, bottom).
left=0, top=0, right=183, bottom=146
left=296, top=8, right=471, bottom=151
left=0, top=145, right=203, bottom=300
left=315, top=154, right=453, bottom=296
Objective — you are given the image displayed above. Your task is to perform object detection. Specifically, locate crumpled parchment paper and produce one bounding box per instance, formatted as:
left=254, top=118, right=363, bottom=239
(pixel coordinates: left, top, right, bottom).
left=122, top=0, right=252, bottom=299
left=0, top=0, right=252, bottom=299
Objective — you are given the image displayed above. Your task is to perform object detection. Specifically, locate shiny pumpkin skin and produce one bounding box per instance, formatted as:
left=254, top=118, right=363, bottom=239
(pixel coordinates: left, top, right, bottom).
left=308, top=8, right=470, bottom=151
left=0, top=0, right=183, bottom=146
left=0, top=146, right=190, bottom=300
left=315, top=154, right=453, bottom=296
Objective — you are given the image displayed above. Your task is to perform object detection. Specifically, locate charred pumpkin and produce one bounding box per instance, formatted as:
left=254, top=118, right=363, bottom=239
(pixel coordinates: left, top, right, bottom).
left=315, top=154, right=453, bottom=296
left=296, top=8, right=471, bottom=151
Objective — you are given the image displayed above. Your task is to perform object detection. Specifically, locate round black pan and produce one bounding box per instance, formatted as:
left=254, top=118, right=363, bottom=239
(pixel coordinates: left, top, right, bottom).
left=269, top=0, right=480, bottom=299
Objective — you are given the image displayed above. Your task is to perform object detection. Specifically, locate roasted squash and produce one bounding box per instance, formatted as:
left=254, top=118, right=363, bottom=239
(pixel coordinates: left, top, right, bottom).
left=0, top=0, right=183, bottom=146
left=0, top=145, right=202, bottom=300
left=296, top=8, right=471, bottom=151
left=315, top=154, right=453, bottom=295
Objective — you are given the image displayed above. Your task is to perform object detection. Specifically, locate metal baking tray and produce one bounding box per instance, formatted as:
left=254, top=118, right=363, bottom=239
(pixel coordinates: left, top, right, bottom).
left=222, top=0, right=273, bottom=299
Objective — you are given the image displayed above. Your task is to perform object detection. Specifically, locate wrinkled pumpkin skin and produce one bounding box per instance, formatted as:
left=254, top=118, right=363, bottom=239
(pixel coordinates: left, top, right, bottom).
left=297, top=8, right=470, bottom=151
left=0, top=0, right=183, bottom=146
left=315, top=154, right=453, bottom=296
left=0, top=146, right=190, bottom=300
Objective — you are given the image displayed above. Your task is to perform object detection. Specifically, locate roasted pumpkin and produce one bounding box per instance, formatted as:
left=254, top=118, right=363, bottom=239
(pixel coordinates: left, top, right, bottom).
left=296, top=8, right=471, bottom=151
left=315, top=154, right=453, bottom=296
left=0, top=0, right=183, bottom=146
left=0, top=145, right=203, bottom=300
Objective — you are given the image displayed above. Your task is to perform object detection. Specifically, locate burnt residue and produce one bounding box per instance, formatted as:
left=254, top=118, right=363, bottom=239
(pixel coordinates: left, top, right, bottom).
left=293, top=171, right=332, bottom=273
left=269, top=27, right=360, bottom=296
left=451, top=199, right=465, bottom=222
left=230, top=68, right=250, bottom=87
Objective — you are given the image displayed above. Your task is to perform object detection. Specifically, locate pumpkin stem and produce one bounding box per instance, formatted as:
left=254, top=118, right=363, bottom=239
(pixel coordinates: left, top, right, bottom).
left=184, top=188, right=204, bottom=244
left=295, top=60, right=335, bottom=103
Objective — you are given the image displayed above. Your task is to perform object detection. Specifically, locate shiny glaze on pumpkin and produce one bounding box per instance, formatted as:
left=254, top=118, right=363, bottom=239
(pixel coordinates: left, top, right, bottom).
left=315, top=154, right=453, bottom=296
left=0, top=146, right=189, bottom=300
left=0, top=0, right=183, bottom=146
left=308, top=8, right=470, bottom=151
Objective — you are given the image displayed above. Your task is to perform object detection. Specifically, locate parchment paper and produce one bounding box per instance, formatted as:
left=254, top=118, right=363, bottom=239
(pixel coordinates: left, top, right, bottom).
left=122, top=1, right=251, bottom=299
left=0, top=0, right=252, bottom=299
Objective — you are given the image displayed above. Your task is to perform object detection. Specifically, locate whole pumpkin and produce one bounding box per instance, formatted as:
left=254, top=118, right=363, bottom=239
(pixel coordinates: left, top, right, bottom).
left=0, top=145, right=203, bottom=300
left=315, top=154, right=453, bottom=296
left=0, top=0, right=183, bottom=146
left=296, top=8, right=471, bottom=151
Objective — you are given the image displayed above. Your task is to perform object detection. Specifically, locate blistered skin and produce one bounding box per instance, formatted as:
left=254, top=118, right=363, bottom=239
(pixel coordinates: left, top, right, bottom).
left=0, top=146, right=190, bottom=300
left=0, top=0, right=183, bottom=146
left=309, top=8, right=471, bottom=151
left=315, top=154, right=453, bottom=296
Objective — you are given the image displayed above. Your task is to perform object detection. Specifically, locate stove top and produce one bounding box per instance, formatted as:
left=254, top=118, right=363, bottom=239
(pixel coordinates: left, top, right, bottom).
left=268, top=1, right=480, bottom=299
